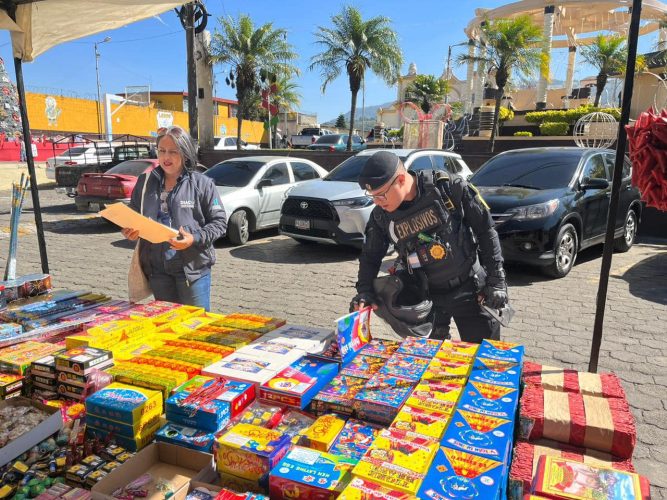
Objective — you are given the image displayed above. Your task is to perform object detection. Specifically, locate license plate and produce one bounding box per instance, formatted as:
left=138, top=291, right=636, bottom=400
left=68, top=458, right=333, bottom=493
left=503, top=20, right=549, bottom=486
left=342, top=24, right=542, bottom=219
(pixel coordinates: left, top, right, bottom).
left=295, top=218, right=310, bottom=230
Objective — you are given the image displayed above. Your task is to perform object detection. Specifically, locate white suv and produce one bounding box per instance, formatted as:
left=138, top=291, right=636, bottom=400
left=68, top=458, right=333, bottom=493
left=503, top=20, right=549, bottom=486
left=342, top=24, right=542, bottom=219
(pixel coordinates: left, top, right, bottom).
left=279, top=149, right=473, bottom=247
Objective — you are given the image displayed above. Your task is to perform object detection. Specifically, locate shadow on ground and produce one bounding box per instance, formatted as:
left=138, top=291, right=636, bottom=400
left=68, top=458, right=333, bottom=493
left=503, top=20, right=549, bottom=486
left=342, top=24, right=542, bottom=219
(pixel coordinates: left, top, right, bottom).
left=229, top=236, right=360, bottom=264
left=615, top=251, right=667, bottom=305
left=40, top=217, right=118, bottom=235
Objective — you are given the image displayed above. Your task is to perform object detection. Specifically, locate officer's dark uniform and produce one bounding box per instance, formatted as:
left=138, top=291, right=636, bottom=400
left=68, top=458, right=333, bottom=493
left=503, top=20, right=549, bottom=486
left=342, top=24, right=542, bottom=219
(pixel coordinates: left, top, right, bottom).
left=353, top=152, right=507, bottom=343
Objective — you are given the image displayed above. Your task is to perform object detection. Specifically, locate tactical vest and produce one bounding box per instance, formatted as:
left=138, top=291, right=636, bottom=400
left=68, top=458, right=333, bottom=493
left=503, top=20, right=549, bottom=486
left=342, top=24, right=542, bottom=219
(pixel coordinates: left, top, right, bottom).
left=377, top=172, right=477, bottom=290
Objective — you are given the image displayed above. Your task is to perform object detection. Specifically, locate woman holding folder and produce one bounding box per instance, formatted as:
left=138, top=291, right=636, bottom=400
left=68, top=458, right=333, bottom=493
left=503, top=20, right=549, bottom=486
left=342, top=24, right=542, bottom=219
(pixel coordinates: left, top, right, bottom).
left=121, top=126, right=227, bottom=310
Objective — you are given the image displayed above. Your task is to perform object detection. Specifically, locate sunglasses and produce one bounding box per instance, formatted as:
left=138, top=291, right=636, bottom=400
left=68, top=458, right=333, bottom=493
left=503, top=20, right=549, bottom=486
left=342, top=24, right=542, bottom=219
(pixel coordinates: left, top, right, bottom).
left=365, top=174, right=400, bottom=201
left=157, top=126, right=185, bottom=137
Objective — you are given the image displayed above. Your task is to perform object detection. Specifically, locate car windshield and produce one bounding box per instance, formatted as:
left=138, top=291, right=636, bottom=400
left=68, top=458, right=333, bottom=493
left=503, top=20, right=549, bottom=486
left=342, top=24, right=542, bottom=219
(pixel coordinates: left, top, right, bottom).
left=314, top=135, right=342, bottom=144
left=325, top=153, right=408, bottom=182
left=301, top=128, right=321, bottom=135
left=61, top=147, right=89, bottom=156
left=204, top=160, right=264, bottom=187
left=471, top=151, right=583, bottom=190
left=107, top=160, right=154, bottom=176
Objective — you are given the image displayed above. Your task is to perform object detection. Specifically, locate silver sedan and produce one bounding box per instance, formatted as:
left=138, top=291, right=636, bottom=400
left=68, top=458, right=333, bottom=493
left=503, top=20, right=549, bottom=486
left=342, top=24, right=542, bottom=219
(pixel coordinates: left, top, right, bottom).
left=204, top=156, right=328, bottom=245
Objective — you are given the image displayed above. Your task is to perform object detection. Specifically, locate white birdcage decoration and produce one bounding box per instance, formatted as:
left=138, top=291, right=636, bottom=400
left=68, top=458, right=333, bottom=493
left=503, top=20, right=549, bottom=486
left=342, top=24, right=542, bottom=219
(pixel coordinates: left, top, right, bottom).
left=573, top=112, right=618, bottom=148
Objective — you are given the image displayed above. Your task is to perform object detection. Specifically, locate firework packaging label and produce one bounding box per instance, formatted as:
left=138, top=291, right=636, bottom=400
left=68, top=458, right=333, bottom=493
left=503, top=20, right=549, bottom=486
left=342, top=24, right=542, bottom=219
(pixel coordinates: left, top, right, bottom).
left=341, top=354, right=387, bottom=379
left=85, top=411, right=161, bottom=439
left=457, top=380, right=519, bottom=420
left=338, top=477, right=418, bottom=500
left=396, top=338, right=442, bottom=359
left=353, top=374, right=415, bottom=425
left=391, top=405, right=451, bottom=441
left=329, top=419, right=381, bottom=462
left=404, top=382, right=462, bottom=415
left=359, top=339, right=400, bottom=359
left=468, top=357, right=521, bottom=388
left=478, top=339, right=525, bottom=364
left=202, top=353, right=282, bottom=386
left=298, top=414, right=347, bottom=452
left=269, top=446, right=355, bottom=500
left=0, top=373, right=23, bottom=398
left=441, top=408, right=514, bottom=463
left=237, top=342, right=307, bottom=366
left=379, top=354, right=430, bottom=382
left=0, top=341, right=63, bottom=374
left=311, top=374, right=367, bottom=416
left=84, top=382, right=163, bottom=427
left=155, top=422, right=217, bottom=453
left=421, top=357, right=470, bottom=384
left=437, top=340, right=479, bottom=359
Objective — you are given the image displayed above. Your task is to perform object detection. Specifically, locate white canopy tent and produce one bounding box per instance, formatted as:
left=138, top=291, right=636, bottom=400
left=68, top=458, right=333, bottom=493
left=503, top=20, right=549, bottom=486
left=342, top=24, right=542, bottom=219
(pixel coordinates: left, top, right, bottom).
left=1, top=0, right=188, bottom=273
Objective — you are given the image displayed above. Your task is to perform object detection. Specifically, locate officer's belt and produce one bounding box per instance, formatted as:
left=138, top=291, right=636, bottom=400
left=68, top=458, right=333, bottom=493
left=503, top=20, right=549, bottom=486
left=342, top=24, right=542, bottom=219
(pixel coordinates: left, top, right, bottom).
left=429, top=257, right=482, bottom=292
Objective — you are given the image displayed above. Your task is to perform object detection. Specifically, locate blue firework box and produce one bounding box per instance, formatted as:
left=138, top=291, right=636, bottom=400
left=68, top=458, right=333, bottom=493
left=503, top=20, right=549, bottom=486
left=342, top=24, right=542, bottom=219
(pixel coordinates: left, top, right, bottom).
left=468, top=357, right=521, bottom=388
left=166, top=379, right=252, bottom=432
left=477, top=340, right=525, bottom=364
left=417, top=446, right=505, bottom=500
left=396, top=337, right=442, bottom=359
left=85, top=412, right=161, bottom=439
left=85, top=383, right=163, bottom=426
left=457, top=380, right=520, bottom=421
left=353, top=373, right=415, bottom=425
left=380, top=354, right=430, bottom=382
left=440, top=408, right=514, bottom=463
left=156, top=422, right=216, bottom=453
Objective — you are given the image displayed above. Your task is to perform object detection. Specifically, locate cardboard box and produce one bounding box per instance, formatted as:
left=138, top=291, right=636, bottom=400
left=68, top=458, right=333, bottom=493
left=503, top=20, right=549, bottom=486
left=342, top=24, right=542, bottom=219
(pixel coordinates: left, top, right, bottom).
left=0, top=397, right=63, bottom=467
left=87, top=419, right=161, bottom=452
left=340, top=354, right=386, bottom=379
left=31, top=355, right=57, bottom=377
left=440, top=408, right=514, bottom=462
left=379, top=354, right=430, bottom=382
left=0, top=373, right=24, bottom=398
left=91, top=442, right=214, bottom=500
left=329, top=419, right=380, bottom=462
left=310, top=374, right=367, bottom=416
left=456, top=380, right=519, bottom=420
left=201, top=353, right=281, bottom=386
left=390, top=405, right=451, bottom=441
left=396, top=338, right=442, bottom=359
left=422, top=357, right=471, bottom=383
left=257, top=324, right=334, bottom=354
left=156, top=423, right=217, bottom=453
left=469, top=357, right=521, bottom=388
left=359, top=339, right=400, bottom=359
left=85, top=383, right=163, bottom=427
left=338, top=477, right=418, bottom=500
left=298, top=414, right=346, bottom=452
left=353, top=374, right=414, bottom=425
left=477, top=339, right=525, bottom=364
left=55, top=347, right=113, bottom=375
left=404, top=382, right=462, bottom=415
left=437, top=340, right=479, bottom=359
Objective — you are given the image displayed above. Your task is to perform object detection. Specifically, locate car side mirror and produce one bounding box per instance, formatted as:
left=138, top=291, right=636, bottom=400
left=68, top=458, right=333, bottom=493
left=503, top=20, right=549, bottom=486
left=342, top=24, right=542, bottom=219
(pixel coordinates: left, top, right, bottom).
left=257, top=178, right=273, bottom=189
left=581, top=177, right=609, bottom=190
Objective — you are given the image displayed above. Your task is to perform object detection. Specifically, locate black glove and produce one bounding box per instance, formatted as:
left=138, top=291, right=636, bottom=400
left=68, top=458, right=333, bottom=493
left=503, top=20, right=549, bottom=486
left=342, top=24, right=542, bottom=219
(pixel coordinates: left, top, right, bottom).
left=349, top=292, right=377, bottom=313
left=483, top=272, right=508, bottom=310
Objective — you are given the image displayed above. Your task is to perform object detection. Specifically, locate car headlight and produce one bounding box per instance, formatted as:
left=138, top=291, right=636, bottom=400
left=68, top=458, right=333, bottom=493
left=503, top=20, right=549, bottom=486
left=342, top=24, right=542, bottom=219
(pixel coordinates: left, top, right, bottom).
left=332, top=196, right=374, bottom=208
left=507, top=199, right=559, bottom=220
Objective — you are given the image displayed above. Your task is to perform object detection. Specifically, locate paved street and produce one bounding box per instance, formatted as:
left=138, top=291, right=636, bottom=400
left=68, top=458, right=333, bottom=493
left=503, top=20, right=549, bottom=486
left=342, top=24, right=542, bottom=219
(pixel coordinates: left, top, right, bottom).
left=1, top=183, right=666, bottom=498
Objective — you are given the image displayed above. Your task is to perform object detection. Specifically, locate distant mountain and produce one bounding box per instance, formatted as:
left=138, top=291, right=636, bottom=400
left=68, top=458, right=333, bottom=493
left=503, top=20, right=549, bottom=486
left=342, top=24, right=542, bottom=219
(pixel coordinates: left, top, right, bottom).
left=323, top=101, right=395, bottom=126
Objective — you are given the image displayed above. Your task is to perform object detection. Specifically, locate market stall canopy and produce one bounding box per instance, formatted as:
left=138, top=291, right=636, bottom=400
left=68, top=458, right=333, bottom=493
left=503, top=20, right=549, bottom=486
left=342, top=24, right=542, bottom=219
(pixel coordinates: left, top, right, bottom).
left=2, top=0, right=187, bottom=62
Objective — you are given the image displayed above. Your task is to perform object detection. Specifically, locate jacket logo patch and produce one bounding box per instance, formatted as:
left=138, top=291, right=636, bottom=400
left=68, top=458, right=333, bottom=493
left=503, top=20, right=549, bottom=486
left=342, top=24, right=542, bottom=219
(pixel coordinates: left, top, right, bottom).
left=392, top=207, right=443, bottom=241
left=180, top=200, right=195, bottom=209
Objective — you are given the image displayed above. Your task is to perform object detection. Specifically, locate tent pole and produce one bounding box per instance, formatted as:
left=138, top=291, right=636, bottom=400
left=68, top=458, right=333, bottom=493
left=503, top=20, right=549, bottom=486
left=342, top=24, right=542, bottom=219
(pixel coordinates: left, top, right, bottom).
left=13, top=57, right=50, bottom=275
left=588, top=0, right=642, bottom=373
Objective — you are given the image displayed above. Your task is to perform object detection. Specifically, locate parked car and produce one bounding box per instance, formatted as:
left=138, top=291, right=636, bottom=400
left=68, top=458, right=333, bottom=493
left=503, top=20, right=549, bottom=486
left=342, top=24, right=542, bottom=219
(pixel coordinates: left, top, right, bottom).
left=470, top=147, right=642, bottom=278
left=46, top=144, right=115, bottom=180
left=74, top=159, right=159, bottom=212
left=307, top=134, right=367, bottom=152
left=279, top=149, right=473, bottom=247
left=213, top=136, right=260, bottom=150
left=204, top=156, right=328, bottom=245
left=290, top=127, right=334, bottom=149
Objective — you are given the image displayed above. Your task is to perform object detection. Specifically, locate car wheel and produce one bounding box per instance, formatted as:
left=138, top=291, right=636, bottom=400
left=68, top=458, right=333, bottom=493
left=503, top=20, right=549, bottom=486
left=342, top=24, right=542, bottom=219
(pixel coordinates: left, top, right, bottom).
left=613, top=210, right=636, bottom=253
left=227, top=210, right=250, bottom=246
left=545, top=223, right=578, bottom=278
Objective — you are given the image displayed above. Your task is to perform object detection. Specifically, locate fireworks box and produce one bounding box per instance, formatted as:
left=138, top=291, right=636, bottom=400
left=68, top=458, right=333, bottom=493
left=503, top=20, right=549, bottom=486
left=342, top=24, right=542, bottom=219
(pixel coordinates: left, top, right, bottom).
left=269, top=446, right=355, bottom=500
left=298, top=413, right=347, bottom=452
left=136, top=305, right=204, bottom=326
left=390, top=405, right=451, bottom=441
left=0, top=341, right=63, bottom=374
left=469, top=357, right=522, bottom=388
left=478, top=339, right=525, bottom=364
left=257, top=324, right=334, bottom=354
left=359, top=339, right=400, bottom=359
left=441, top=408, right=514, bottom=463
left=353, top=374, right=415, bottom=425
left=0, top=322, right=22, bottom=341
left=338, top=477, right=418, bottom=500
left=417, top=446, right=504, bottom=500
left=211, top=314, right=286, bottom=333
left=422, top=357, right=471, bottom=383
left=335, top=308, right=372, bottom=366
left=156, top=423, right=217, bottom=453
left=457, top=380, right=520, bottom=420
left=404, top=381, right=462, bottom=415
left=310, top=374, right=367, bottom=416
left=166, top=379, right=254, bottom=431
left=31, top=354, right=57, bottom=377
left=396, top=338, right=442, bottom=359
left=216, top=423, right=292, bottom=482
left=86, top=410, right=162, bottom=439
left=329, top=419, right=380, bottom=462
left=85, top=383, right=163, bottom=427
left=236, top=342, right=306, bottom=367
left=87, top=419, right=160, bottom=453
left=56, top=361, right=114, bottom=387
left=55, top=347, right=112, bottom=375
left=352, top=428, right=438, bottom=495
left=171, top=375, right=214, bottom=395
left=340, top=354, right=386, bottom=379
left=0, top=373, right=23, bottom=398
left=379, top=354, right=429, bottom=382
left=259, top=357, right=339, bottom=409
left=437, top=340, right=479, bottom=359
left=201, top=353, right=283, bottom=386
left=531, top=455, right=651, bottom=500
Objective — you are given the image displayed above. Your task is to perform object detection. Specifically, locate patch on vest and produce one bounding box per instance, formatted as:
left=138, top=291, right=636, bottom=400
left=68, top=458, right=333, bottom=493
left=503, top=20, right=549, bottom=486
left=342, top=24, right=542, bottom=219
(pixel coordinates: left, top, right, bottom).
left=390, top=206, right=443, bottom=242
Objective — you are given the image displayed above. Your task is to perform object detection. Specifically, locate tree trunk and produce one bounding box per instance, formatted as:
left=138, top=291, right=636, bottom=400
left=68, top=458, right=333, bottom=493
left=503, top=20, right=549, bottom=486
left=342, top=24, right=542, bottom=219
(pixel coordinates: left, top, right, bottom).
left=594, top=71, right=607, bottom=107
left=489, top=87, right=504, bottom=153
left=236, top=105, right=243, bottom=150
left=347, top=89, right=358, bottom=151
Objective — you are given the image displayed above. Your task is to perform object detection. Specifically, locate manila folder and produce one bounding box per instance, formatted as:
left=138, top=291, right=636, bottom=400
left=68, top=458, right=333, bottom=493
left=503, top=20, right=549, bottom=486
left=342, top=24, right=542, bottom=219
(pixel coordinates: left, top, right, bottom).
left=100, top=203, right=178, bottom=243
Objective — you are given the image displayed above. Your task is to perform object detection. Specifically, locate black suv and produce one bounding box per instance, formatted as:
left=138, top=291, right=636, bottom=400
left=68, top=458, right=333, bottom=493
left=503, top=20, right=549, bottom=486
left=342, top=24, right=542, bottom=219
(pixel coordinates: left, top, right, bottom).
left=470, top=147, right=642, bottom=278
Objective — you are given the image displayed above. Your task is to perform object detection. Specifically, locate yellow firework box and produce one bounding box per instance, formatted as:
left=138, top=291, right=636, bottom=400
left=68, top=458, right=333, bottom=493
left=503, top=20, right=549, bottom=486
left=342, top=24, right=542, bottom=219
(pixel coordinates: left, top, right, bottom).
left=352, top=428, right=438, bottom=494
left=437, top=340, right=479, bottom=358
left=134, top=305, right=204, bottom=325
left=421, top=357, right=471, bottom=383
left=85, top=382, right=163, bottom=427
left=299, top=414, right=347, bottom=452
left=391, top=405, right=451, bottom=441
left=339, top=477, right=418, bottom=500
left=66, top=317, right=155, bottom=352
left=404, top=382, right=462, bottom=415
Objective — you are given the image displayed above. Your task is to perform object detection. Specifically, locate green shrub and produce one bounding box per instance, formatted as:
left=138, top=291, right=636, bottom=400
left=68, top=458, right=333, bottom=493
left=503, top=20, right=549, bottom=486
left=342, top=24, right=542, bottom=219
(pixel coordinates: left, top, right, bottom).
left=513, top=131, right=533, bottom=137
left=499, top=106, right=514, bottom=121
left=539, top=122, right=569, bottom=136
left=526, top=105, right=621, bottom=125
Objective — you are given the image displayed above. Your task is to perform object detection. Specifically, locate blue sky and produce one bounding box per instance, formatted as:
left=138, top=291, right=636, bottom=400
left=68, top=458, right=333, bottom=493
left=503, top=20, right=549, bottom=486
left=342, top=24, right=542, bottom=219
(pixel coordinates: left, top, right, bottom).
left=0, top=0, right=660, bottom=122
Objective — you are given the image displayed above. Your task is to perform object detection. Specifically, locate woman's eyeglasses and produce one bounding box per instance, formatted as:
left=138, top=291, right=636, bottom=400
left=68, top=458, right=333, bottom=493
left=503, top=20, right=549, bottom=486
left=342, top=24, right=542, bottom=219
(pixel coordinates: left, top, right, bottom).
left=157, top=126, right=185, bottom=137
left=365, top=174, right=400, bottom=201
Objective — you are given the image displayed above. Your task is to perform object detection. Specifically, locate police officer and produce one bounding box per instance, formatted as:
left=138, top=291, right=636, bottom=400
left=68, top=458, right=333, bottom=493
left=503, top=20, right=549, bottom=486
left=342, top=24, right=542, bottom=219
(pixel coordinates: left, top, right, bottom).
left=350, top=151, right=508, bottom=342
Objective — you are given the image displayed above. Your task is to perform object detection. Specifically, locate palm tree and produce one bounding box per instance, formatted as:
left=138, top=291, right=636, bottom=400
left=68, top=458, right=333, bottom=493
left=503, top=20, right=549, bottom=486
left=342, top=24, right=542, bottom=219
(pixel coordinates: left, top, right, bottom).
left=658, top=16, right=667, bottom=51
left=272, top=75, right=301, bottom=146
left=211, top=14, right=298, bottom=149
left=580, top=35, right=627, bottom=107
left=458, top=15, right=542, bottom=152
left=404, top=75, right=448, bottom=113
left=310, top=6, right=402, bottom=151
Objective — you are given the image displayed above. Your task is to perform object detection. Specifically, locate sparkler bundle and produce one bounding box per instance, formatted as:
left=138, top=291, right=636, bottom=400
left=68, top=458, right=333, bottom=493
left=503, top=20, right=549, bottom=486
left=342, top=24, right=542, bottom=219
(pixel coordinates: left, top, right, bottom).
left=3, top=174, right=30, bottom=282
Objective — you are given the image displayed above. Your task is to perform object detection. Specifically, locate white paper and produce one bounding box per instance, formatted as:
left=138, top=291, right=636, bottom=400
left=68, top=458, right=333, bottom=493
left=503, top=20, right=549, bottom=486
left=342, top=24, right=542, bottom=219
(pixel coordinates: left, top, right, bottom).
left=100, top=203, right=178, bottom=243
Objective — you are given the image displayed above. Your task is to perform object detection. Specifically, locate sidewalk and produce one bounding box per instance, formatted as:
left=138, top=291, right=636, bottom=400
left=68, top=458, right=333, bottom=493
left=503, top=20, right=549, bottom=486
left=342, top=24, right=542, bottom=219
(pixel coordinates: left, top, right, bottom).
left=0, top=162, right=52, bottom=191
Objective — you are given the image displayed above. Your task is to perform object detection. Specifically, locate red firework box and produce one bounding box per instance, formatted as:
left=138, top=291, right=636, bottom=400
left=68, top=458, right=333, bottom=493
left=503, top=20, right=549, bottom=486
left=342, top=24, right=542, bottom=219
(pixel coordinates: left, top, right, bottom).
left=310, top=374, right=367, bottom=416
left=390, top=405, right=451, bottom=441
left=395, top=338, right=442, bottom=359
left=468, top=356, right=522, bottom=388
left=404, top=381, right=462, bottom=415
left=441, top=408, right=515, bottom=463
left=298, top=413, right=347, bottom=452
left=379, top=354, right=430, bottom=382
left=417, top=446, right=505, bottom=500
left=352, top=428, right=438, bottom=495
left=119, top=300, right=180, bottom=318
left=522, top=361, right=626, bottom=399
left=338, top=477, right=418, bottom=500
left=457, top=380, right=520, bottom=421
left=353, top=373, right=415, bottom=425
left=340, top=354, right=386, bottom=379
left=478, top=339, right=525, bottom=364
left=359, top=339, right=400, bottom=359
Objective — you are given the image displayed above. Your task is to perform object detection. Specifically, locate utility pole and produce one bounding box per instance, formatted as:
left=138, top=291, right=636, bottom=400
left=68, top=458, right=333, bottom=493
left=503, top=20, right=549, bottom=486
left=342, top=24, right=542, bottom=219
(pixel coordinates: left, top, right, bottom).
left=184, top=2, right=198, bottom=141
left=94, top=37, right=111, bottom=136
left=445, top=41, right=468, bottom=104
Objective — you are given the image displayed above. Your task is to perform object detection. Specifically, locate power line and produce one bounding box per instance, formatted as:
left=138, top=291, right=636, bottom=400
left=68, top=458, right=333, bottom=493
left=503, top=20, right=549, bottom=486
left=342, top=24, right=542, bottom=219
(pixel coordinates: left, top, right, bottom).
left=70, top=30, right=181, bottom=45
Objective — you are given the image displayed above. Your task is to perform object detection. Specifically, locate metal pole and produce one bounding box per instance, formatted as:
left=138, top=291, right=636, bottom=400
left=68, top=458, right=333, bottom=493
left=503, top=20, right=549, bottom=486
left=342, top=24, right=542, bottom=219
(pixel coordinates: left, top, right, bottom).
left=185, top=2, right=198, bottom=141
left=445, top=45, right=453, bottom=104
left=94, top=43, right=102, bottom=136
left=362, top=76, right=365, bottom=139
left=588, top=0, right=642, bottom=373
left=267, top=90, right=272, bottom=149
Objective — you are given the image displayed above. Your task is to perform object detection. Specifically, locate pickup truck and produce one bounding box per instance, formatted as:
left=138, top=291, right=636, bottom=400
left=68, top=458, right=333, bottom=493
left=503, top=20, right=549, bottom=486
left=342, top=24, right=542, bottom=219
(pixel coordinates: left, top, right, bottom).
left=55, top=143, right=155, bottom=196
left=289, top=127, right=334, bottom=149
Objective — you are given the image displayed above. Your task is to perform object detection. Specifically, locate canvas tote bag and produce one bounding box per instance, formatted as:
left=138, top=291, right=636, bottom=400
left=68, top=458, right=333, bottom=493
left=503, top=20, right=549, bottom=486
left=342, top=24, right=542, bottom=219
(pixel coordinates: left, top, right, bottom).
left=128, top=176, right=152, bottom=302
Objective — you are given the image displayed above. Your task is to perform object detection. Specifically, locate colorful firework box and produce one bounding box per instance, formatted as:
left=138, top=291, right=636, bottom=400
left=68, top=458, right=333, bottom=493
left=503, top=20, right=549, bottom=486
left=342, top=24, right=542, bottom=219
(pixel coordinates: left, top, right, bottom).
left=335, top=308, right=371, bottom=366
left=269, top=446, right=355, bottom=500
left=457, top=380, right=520, bottom=420
left=260, top=357, right=339, bottom=409
left=417, top=446, right=504, bottom=500
left=477, top=339, right=525, bottom=364
left=436, top=340, right=480, bottom=359
left=0, top=341, right=63, bottom=374
left=163, top=339, right=236, bottom=356
left=329, top=419, right=380, bottom=462
left=166, top=379, right=254, bottom=431
left=352, top=428, right=438, bottom=495
left=156, top=422, right=217, bottom=453
left=298, top=413, right=347, bottom=452
left=340, top=354, right=386, bottom=379
left=359, top=339, right=400, bottom=359
left=379, top=354, right=430, bottom=382
left=135, top=304, right=204, bottom=325
left=422, top=356, right=472, bottom=383
left=469, top=357, right=522, bottom=388
left=258, top=324, right=335, bottom=354
left=0, top=322, right=22, bottom=341
left=310, top=374, right=367, bottom=416
left=31, top=354, right=57, bottom=376
left=87, top=419, right=161, bottom=452
left=84, top=382, right=163, bottom=426
left=441, top=408, right=514, bottom=463
left=211, top=314, right=286, bottom=333
left=202, top=353, right=283, bottom=386
left=108, top=363, right=189, bottom=399
left=404, top=381, right=462, bottom=415
left=0, top=373, right=23, bottom=397
left=353, top=374, right=415, bottom=425
left=390, top=405, right=451, bottom=441
left=216, top=423, right=292, bottom=481
left=396, top=337, right=442, bottom=359
left=85, top=411, right=162, bottom=439
left=338, top=477, right=418, bottom=500
left=531, top=456, right=651, bottom=500
left=171, top=374, right=214, bottom=395
left=54, top=346, right=112, bottom=375
left=237, top=342, right=307, bottom=366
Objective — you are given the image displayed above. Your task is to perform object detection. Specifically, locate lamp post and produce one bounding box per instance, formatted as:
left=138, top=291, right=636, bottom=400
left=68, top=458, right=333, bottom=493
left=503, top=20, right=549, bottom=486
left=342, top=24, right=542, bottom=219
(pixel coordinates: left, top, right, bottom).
left=444, top=41, right=469, bottom=103
left=94, top=36, right=111, bottom=136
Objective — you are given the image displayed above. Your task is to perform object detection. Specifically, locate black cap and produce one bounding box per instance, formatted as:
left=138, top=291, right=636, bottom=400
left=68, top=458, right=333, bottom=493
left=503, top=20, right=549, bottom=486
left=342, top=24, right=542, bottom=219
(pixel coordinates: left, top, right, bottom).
left=358, top=151, right=400, bottom=191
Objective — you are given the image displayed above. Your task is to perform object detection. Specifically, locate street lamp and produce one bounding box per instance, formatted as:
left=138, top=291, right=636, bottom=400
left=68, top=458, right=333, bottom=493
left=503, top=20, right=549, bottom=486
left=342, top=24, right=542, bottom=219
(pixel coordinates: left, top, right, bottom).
left=445, top=41, right=469, bottom=103
left=94, top=36, right=112, bottom=136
